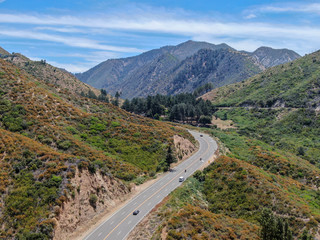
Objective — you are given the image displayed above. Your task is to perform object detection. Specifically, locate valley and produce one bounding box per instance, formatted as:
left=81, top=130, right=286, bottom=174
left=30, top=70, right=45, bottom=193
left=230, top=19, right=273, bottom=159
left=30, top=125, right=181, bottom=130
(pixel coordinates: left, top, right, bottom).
left=0, top=40, right=319, bottom=240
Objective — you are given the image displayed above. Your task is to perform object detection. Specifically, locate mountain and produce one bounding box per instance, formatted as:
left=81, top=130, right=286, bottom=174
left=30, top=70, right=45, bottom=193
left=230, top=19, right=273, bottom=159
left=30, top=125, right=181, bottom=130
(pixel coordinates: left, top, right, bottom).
left=251, top=46, right=301, bottom=68
left=203, top=50, right=320, bottom=109
left=0, top=49, right=100, bottom=97
left=76, top=40, right=300, bottom=99
left=0, top=58, right=195, bottom=239
left=76, top=40, right=234, bottom=99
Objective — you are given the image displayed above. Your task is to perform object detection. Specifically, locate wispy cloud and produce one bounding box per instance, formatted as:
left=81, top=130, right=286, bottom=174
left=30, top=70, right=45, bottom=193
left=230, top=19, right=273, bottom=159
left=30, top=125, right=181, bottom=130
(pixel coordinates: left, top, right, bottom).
left=248, top=2, right=320, bottom=15
left=0, top=0, right=5, bottom=3
left=1, top=12, right=320, bottom=42
left=0, top=29, right=142, bottom=52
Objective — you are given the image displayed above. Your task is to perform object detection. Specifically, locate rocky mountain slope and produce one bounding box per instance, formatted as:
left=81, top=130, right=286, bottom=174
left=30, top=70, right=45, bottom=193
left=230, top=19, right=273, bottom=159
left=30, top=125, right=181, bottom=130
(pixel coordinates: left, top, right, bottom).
left=76, top=40, right=300, bottom=99
left=0, top=58, right=195, bottom=239
left=250, top=46, right=301, bottom=68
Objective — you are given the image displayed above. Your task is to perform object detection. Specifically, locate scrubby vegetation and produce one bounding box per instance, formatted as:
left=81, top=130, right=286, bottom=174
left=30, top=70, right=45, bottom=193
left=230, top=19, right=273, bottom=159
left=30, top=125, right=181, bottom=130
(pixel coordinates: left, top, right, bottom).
left=204, top=50, right=320, bottom=109
left=136, top=177, right=260, bottom=239
left=0, top=58, right=192, bottom=238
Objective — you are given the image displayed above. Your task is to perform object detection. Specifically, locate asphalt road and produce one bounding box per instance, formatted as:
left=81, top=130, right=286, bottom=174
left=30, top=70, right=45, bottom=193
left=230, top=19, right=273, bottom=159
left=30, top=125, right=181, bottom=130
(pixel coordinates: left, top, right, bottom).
left=83, top=130, right=217, bottom=240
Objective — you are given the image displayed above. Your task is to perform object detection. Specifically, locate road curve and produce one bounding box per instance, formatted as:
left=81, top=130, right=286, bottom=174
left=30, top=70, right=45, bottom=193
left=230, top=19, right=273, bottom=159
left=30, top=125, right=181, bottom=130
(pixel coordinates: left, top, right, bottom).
left=83, top=130, right=217, bottom=240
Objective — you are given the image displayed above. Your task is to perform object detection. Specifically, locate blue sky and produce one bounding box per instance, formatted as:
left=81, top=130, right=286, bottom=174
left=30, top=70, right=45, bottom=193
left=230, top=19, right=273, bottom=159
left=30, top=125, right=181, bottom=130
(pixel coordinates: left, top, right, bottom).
left=0, top=0, right=319, bottom=72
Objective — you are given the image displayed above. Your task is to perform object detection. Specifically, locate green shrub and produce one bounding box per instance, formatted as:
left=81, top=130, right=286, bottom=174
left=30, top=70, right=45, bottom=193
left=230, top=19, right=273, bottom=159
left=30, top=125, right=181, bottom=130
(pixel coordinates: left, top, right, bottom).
left=89, top=194, right=98, bottom=208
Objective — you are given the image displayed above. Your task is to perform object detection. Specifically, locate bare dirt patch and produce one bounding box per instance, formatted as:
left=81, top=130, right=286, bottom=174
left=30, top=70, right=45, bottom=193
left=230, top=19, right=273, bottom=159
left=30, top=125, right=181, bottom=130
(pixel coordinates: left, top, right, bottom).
left=174, top=134, right=197, bottom=162
left=211, top=116, right=236, bottom=130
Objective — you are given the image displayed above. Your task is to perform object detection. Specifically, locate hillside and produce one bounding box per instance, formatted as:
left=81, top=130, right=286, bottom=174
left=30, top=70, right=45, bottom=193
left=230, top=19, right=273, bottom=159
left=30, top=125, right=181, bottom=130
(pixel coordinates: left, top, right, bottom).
left=76, top=40, right=300, bottom=99
left=0, top=49, right=100, bottom=97
left=0, top=58, right=195, bottom=239
left=203, top=50, right=320, bottom=109
left=128, top=127, right=320, bottom=239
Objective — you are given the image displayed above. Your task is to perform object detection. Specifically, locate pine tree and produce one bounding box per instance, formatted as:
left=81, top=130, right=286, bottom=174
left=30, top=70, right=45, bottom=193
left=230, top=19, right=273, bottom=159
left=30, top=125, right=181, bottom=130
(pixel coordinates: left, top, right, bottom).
left=165, top=145, right=176, bottom=171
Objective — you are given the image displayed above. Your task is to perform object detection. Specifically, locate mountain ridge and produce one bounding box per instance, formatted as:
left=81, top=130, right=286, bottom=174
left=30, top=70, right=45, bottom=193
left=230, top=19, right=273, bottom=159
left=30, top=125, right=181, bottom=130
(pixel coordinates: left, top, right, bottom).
left=76, top=40, right=300, bottom=99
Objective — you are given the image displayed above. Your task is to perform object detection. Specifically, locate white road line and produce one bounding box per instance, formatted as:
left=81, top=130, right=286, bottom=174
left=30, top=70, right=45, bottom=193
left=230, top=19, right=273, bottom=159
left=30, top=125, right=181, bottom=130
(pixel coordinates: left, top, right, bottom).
left=133, top=202, right=137, bottom=206
left=110, top=221, right=114, bottom=225
left=117, top=231, right=122, bottom=236
left=98, top=232, right=102, bottom=237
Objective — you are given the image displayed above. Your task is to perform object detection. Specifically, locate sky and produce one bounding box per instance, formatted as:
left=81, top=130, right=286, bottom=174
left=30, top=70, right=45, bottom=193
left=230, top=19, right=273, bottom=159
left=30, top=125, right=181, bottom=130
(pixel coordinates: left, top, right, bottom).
left=0, top=0, right=319, bottom=73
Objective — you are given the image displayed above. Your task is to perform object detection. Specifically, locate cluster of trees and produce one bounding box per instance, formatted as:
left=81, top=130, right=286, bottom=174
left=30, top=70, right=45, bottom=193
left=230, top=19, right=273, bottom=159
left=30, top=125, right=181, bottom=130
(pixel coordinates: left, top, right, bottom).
left=80, top=89, right=121, bottom=106
left=193, top=82, right=214, bottom=97
left=122, top=92, right=215, bottom=125
left=259, top=208, right=292, bottom=240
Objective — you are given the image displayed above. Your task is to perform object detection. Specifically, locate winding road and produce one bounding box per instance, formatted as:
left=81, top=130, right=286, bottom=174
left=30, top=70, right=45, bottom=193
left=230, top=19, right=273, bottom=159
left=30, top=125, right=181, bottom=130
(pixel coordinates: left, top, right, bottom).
left=83, top=130, right=217, bottom=240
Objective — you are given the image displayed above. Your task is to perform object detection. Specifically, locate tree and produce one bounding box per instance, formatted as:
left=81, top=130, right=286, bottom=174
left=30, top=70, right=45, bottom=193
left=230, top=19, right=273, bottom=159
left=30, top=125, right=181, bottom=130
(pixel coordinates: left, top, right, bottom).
left=165, top=145, right=176, bottom=171
left=122, top=99, right=131, bottom=111
left=199, top=115, right=211, bottom=125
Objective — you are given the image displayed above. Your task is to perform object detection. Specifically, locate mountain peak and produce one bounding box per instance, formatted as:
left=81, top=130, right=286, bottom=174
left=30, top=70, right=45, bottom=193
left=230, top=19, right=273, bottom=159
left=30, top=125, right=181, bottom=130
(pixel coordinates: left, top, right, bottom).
left=252, top=46, right=300, bottom=68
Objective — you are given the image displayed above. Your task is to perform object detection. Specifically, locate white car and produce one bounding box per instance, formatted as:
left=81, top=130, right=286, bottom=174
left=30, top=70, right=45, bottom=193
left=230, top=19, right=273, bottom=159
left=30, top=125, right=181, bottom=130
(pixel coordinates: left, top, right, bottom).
left=179, top=176, right=184, bottom=182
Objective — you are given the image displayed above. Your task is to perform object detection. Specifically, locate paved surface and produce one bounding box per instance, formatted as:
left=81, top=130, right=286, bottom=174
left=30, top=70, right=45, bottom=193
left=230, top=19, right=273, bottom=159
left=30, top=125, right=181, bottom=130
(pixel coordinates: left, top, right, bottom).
left=83, top=130, right=217, bottom=240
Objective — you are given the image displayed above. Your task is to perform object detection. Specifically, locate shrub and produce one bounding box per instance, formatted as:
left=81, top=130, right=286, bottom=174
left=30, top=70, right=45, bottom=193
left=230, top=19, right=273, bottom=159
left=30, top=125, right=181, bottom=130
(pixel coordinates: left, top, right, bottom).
left=89, top=194, right=98, bottom=208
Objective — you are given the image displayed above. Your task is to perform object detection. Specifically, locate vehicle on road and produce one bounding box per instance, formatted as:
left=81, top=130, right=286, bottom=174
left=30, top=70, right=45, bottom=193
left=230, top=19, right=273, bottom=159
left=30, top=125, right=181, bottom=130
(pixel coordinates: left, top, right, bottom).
left=133, top=210, right=140, bottom=215
left=179, top=176, right=184, bottom=182
left=200, top=134, right=203, bottom=137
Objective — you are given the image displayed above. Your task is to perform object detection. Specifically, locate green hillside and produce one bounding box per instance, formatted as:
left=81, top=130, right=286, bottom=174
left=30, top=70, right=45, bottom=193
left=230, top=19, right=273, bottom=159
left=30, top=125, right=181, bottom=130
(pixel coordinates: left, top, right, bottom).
left=0, top=58, right=192, bottom=239
left=203, top=50, right=320, bottom=109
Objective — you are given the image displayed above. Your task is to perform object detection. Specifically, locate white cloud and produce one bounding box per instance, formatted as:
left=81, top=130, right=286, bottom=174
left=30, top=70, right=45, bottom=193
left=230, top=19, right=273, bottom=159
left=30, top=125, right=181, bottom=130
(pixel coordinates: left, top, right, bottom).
left=34, top=26, right=85, bottom=33
left=47, top=60, right=93, bottom=73
left=0, top=29, right=142, bottom=53
left=259, top=3, right=320, bottom=14
left=0, top=12, right=319, bottom=43
left=0, top=0, right=5, bottom=3
left=244, top=14, right=257, bottom=19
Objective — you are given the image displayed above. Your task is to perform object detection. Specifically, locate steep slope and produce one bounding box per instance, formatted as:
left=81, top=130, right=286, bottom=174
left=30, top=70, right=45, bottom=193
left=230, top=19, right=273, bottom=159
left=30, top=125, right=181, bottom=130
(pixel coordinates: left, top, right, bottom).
left=165, top=48, right=263, bottom=95
left=251, top=46, right=301, bottom=68
left=0, top=47, right=9, bottom=55
left=203, top=50, right=320, bottom=109
left=75, top=40, right=233, bottom=93
left=0, top=59, right=195, bottom=239
left=0, top=49, right=100, bottom=97
left=77, top=40, right=300, bottom=99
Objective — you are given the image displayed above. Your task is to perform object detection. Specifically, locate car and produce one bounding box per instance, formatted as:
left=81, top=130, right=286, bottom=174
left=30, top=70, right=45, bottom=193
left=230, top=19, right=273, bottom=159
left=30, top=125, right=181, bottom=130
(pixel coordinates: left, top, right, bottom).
left=133, top=210, right=140, bottom=215
left=200, top=134, right=203, bottom=137
left=179, top=176, right=184, bottom=182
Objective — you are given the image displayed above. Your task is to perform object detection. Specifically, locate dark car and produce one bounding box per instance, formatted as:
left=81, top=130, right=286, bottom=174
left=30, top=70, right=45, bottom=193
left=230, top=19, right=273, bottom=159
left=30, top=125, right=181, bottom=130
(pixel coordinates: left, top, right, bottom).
left=200, top=134, right=203, bottom=137
left=133, top=210, right=140, bottom=215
